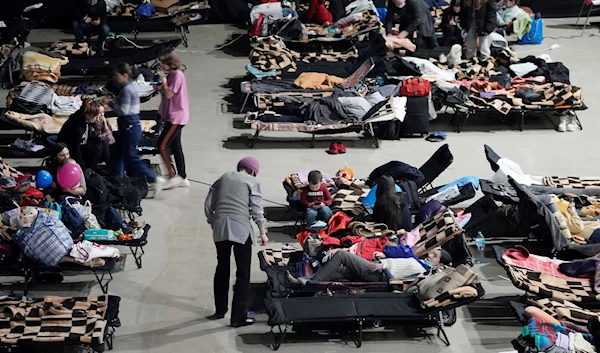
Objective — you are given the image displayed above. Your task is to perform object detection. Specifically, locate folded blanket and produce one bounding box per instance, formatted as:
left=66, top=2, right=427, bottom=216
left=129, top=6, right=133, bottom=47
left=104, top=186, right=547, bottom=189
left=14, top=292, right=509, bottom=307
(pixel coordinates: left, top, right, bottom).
left=421, top=285, right=479, bottom=308
left=413, top=210, right=462, bottom=258
left=0, top=296, right=107, bottom=345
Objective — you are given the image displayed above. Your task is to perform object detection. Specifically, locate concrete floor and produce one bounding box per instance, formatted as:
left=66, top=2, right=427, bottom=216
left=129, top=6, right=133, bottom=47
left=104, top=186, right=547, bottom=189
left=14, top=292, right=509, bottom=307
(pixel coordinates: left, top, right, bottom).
left=4, top=17, right=600, bottom=353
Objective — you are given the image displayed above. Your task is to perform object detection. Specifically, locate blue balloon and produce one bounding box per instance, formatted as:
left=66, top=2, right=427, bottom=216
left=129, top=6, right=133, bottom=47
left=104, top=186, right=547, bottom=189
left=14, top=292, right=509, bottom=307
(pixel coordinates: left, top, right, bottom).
left=35, top=170, right=53, bottom=188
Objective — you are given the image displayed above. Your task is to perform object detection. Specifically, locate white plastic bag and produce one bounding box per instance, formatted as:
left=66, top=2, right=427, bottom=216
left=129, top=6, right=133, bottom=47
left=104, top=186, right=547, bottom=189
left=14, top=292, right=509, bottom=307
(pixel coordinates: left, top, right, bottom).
left=70, top=240, right=120, bottom=264
left=65, top=197, right=92, bottom=218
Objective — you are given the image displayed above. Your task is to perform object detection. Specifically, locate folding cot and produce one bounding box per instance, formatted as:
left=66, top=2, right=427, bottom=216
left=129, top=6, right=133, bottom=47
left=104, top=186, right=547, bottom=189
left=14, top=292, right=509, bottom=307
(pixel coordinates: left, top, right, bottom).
left=258, top=220, right=479, bottom=350
left=0, top=257, right=118, bottom=295
left=493, top=245, right=600, bottom=304
left=450, top=105, right=587, bottom=133
left=107, top=1, right=211, bottom=47
left=508, top=176, right=600, bottom=259
left=417, top=143, right=454, bottom=192
left=94, top=224, right=151, bottom=269
left=59, top=38, right=182, bottom=77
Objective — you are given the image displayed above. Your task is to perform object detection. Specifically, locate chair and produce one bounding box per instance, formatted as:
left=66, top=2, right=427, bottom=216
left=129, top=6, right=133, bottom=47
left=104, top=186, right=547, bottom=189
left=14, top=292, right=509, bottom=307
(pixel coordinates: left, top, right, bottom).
left=418, top=143, right=453, bottom=192
left=576, top=0, right=600, bottom=33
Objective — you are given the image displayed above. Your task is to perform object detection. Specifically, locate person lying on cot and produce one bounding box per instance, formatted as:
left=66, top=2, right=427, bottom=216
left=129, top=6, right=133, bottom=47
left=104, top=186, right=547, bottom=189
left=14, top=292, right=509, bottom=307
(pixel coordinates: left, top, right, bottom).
left=287, top=247, right=452, bottom=285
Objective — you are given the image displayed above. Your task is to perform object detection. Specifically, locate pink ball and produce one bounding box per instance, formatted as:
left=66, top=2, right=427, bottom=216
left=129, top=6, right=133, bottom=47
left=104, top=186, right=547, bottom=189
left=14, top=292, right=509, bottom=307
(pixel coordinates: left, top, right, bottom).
left=57, top=163, right=81, bottom=189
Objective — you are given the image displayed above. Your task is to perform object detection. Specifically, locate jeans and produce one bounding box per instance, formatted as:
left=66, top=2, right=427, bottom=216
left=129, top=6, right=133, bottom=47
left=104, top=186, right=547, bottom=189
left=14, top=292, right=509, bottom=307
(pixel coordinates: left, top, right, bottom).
left=214, top=237, right=252, bottom=325
left=111, top=115, right=156, bottom=183
left=72, top=20, right=110, bottom=47
left=305, top=205, right=333, bottom=227
left=157, top=120, right=186, bottom=178
left=466, top=25, right=492, bottom=59
left=312, top=251, right=384, bottom=282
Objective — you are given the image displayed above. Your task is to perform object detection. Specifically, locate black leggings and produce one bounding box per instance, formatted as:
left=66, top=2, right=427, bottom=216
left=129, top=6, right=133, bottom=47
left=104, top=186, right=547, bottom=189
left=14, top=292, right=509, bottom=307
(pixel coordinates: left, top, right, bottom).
left=157, top=121, right=186, bottom=178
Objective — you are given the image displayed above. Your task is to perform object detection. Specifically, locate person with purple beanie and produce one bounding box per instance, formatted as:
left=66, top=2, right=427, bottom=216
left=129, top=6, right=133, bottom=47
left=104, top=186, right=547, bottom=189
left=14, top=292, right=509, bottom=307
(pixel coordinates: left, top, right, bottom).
left=204, top=156, right=268, bottom=327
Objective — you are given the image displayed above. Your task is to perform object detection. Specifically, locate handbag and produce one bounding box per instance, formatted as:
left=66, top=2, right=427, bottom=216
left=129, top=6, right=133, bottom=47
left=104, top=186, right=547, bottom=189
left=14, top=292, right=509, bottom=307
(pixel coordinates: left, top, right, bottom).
left=517, top=16, right=543, bottom=45
left=21, top=187, right=44, bottom=206
left=303, top=233, right=323, bottom=257
left=14, top=212, right=73, bottom=266
left=399, top=78, right=431, bottom=97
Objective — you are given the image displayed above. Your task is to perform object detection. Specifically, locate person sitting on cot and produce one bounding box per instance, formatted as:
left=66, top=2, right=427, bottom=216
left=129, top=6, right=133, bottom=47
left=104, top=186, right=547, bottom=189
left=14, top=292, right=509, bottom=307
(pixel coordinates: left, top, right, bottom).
left=495, top=0, right=526, bottom=35
left=300, top=170, right=333, bottom=228
left=72, top=0, right=110, bottom=53
left=287, top=247, right=452, bottom=285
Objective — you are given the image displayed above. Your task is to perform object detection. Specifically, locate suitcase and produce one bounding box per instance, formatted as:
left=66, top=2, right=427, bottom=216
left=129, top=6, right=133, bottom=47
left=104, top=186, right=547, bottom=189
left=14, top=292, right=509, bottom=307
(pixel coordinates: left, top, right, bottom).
left=401, top=96, right=430, bottom=137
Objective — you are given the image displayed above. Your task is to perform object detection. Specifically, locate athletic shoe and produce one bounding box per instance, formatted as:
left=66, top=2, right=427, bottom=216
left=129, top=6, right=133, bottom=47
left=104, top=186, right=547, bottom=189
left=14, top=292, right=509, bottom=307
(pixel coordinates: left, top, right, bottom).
left=566, top=116, right=577, bottom=132
left=164, top=176, right=183, bottom=190
left=336, top=142, right=346, bottom=154
left=231, top=318, right=256, bottom=328
left=327, top=142, right=339, bottom=154
left=153, top=176, right=166, bottom=197
left=179, top=178, right=191, bottom=188
left=557, top=116, right=567, bottom=132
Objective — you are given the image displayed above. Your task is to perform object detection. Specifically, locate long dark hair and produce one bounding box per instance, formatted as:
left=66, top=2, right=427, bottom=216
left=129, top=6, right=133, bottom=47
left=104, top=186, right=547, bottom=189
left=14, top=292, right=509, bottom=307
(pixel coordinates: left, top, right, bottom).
left=373, top=175, right=405, bottom=231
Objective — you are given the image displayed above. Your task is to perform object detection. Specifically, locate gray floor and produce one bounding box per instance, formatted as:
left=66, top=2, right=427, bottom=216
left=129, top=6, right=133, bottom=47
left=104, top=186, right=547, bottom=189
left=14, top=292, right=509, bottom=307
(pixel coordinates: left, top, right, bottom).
left=4, top=17, right=600, bottom=353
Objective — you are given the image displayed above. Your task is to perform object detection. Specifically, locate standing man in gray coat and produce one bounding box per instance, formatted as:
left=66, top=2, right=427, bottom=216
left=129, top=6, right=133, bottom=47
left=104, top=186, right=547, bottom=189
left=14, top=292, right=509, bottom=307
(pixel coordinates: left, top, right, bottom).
left=204, top=157, right=269, bottom=327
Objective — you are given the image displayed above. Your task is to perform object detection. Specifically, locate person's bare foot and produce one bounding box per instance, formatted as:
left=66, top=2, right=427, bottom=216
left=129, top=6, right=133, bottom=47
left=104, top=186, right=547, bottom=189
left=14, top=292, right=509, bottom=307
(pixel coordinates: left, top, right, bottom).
left=286, top=271, right=307, bottom=286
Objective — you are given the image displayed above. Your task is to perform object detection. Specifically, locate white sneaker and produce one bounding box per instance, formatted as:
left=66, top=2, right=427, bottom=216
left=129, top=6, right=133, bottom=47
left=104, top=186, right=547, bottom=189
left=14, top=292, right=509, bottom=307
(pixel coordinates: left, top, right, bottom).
left=153, top=176, right=166, bottom=197
left=179, top=178, right=190, bottom=188
left=164, top=176, right=183, bottom=190
left=566, top=116, right=577, bottom=132
left=557, top=116, right=567, bottom=132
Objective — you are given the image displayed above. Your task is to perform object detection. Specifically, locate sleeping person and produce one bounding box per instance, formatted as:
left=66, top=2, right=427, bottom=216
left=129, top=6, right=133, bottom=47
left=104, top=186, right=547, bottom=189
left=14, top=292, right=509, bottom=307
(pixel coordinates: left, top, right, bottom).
left=287, top=247, right=451, bottom=284
left=553, top=196, right=600, bottom=244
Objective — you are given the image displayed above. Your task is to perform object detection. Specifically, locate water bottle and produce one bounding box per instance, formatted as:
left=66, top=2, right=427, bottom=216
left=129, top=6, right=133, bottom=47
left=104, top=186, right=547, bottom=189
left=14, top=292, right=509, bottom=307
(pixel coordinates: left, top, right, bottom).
left=474, top=231, right=486, bottom=264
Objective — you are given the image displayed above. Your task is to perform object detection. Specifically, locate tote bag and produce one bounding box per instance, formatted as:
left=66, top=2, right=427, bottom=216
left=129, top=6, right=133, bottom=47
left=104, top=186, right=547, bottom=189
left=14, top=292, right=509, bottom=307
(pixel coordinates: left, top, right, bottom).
left=517, top=17, right=543, bottom=45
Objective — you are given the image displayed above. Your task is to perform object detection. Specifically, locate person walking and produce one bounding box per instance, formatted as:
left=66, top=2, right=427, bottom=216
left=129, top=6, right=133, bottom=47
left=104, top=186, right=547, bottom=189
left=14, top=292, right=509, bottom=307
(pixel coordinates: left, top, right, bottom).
left=105, top=62, right=165, bottom=195
left=204, top=157, right=269, bottom=327
left=156, top=54, right=190, bottom=190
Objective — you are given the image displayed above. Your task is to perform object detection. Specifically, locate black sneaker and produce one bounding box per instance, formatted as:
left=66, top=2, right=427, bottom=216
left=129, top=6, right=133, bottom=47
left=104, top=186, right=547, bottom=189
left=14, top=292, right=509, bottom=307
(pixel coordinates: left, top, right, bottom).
left=231, top=318, right=256, bottom=328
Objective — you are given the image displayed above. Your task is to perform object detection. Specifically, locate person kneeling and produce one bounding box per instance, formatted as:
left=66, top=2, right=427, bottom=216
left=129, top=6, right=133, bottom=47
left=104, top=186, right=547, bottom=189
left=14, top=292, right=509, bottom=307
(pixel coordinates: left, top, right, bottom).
left=288, top=247, right=451, bottom=284
left=301, top=170, right=333, bottom=228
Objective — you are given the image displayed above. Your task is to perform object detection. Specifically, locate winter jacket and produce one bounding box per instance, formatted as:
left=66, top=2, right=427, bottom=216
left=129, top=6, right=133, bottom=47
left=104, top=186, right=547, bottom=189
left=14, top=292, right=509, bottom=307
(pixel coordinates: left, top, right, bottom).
left=354, top=236, right=388, bottom=261
left=368, top=161, right=425, bottom=188
left=460, top=0, right=497, bottom=36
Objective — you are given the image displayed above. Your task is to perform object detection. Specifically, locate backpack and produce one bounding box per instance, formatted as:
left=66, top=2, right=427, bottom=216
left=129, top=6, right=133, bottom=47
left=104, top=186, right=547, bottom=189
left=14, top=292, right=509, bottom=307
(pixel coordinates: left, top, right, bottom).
left=84, top=169, right=108, bottom=206
left=375, top=120, right=402, bottom=140
left=60, top=197, right=86, bottom=239
left=137, top=0, right=155, bottom=17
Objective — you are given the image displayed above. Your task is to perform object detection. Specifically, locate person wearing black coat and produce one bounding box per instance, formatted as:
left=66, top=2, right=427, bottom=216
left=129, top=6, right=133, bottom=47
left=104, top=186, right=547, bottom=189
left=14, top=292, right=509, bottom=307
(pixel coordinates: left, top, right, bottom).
left=459, top=0, right=497, bottom=59
left=384, top=0, right=439, bottom=50
left=72, top=0, right=110, bottom=49
left=57, top=98, right=104, bottom=171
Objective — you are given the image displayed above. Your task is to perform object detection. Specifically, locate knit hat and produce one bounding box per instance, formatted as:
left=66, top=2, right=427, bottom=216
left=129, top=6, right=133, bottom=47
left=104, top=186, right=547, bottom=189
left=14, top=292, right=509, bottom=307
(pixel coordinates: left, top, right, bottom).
left=237, top=157, right=260, bottom=176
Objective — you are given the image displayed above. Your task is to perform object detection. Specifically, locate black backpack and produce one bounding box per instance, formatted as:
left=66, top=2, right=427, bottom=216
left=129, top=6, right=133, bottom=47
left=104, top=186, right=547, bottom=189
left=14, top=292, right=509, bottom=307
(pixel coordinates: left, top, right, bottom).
left=84, top=169, right=109, bottom=206
left=376, top=120, right=402, bottom=140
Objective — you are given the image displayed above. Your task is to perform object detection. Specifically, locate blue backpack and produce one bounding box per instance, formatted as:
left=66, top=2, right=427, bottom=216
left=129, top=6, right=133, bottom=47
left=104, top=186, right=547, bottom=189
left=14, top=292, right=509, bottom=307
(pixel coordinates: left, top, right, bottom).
left=518, top=16, right=543, bottom=45
left=137, top=0, right=156, bottom=17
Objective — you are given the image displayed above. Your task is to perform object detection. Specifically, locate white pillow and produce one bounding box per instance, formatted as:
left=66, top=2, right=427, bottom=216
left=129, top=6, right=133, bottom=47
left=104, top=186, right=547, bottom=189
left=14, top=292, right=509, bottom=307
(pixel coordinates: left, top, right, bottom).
left=337, top=96, right=372, bottom=118
left=366, top=91, right=386, bottom=105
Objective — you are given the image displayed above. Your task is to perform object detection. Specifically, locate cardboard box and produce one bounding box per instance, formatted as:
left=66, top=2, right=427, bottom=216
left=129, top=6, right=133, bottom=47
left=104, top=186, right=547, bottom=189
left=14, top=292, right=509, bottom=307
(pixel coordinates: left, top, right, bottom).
left=152, top=0, right=181, bottom=13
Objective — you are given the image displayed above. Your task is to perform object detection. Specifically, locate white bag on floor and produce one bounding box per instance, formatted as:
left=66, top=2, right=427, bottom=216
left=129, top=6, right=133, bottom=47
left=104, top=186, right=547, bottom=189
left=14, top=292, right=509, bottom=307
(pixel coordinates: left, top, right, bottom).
left=70, top=240, right=120, bottom=264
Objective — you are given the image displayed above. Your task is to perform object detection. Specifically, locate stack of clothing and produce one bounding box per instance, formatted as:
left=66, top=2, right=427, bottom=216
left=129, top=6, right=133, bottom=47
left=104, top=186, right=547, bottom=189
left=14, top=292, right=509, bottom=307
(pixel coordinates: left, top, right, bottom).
left=20, top=51, right=68, bottom=84
left=302, top=9, right=382, bottom=41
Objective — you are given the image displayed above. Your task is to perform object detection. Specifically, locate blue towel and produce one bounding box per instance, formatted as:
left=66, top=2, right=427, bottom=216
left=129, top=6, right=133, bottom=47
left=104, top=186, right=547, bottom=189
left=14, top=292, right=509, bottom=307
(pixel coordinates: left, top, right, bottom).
left=362, top=183, right=402, bottom=214
left=438, top=176, right=480, bottom=193
left=245, top=64, right=279, bottom=79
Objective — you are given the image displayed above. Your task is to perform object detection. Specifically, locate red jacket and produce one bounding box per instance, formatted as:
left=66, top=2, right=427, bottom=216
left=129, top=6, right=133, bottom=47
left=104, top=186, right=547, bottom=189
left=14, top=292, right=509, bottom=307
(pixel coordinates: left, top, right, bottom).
left=307, top=0, right=333, bottom=25
left=355, top=236, right=388, bottom=261
left=300, top=184, right=332, bottom=208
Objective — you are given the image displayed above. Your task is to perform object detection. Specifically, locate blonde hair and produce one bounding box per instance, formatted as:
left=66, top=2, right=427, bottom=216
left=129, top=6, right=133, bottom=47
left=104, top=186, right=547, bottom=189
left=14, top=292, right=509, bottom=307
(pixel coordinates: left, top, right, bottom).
left=161, top=54, right=182, bottom=70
